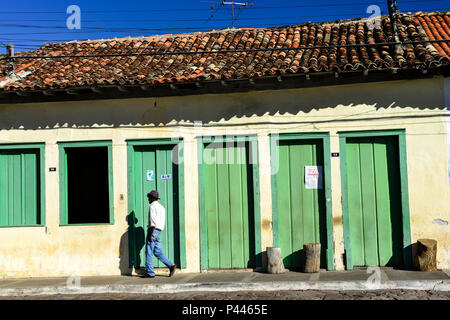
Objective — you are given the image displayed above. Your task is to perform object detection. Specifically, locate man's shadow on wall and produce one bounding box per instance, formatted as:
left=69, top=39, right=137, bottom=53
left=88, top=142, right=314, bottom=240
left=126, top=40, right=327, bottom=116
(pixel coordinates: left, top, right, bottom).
left=119, top=212, right=145, bottom=275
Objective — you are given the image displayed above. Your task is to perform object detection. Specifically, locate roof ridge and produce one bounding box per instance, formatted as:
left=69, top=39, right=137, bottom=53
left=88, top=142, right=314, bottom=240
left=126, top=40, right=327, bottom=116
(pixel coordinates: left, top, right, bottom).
left=64, top=27, right=246, bottom=44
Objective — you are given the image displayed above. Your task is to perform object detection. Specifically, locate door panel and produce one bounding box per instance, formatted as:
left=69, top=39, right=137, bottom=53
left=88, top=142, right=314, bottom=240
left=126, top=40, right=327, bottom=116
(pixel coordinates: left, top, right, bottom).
left=203, top=142, right=255, bottom=269
left=276, top=140, right=327, bottom=269
left=131, top=145, right=180, bottom=268
left=346, top=136, right=403, bottom=267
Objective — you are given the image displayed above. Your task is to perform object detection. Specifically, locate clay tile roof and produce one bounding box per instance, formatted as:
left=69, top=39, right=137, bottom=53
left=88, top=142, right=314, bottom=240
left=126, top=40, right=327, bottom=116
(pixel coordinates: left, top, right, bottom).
left=0, top=11, right=449, bottom=92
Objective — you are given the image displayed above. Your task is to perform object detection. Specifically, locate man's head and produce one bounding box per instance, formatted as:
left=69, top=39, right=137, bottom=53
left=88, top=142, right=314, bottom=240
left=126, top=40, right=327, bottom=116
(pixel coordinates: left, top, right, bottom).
left=147, top=190, right=159, bottom=203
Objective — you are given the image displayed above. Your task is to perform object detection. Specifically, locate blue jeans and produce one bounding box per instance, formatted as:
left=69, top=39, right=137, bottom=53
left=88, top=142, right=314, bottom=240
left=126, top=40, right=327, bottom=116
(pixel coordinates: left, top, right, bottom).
left=145, top=228, right=173, bottom=276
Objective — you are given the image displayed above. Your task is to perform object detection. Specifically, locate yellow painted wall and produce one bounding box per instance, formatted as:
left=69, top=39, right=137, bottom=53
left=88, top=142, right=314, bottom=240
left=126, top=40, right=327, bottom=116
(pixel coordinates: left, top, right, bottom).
left=0, top=76, right=448, bottom=278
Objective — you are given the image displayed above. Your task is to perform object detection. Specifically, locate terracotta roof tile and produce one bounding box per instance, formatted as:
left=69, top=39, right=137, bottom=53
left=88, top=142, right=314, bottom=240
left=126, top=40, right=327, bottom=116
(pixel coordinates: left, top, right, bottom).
left=0, top=11, right=449, bottom=92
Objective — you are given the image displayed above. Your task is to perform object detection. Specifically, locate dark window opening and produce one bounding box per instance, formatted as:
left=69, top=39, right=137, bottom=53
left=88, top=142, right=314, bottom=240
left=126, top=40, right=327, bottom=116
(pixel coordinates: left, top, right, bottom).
left=66, top=147, right=110, bottom=224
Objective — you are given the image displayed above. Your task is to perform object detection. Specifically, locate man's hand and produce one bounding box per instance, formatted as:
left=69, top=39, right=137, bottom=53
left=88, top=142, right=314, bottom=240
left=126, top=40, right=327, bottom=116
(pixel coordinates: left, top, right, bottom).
left=148, top=226, right=155, bottom=242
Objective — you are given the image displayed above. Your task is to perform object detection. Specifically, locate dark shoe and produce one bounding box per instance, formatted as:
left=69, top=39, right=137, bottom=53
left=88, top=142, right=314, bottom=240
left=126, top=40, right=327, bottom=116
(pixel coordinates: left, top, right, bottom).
left=139, top=273, right=155, bottom=278
left=169, top=264, right=177, bottom=277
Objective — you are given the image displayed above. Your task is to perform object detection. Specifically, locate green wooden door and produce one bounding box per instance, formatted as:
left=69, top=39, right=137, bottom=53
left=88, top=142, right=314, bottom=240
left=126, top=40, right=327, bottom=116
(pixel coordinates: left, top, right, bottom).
left=275, top=139, right=327, bottom=269
left=0, top=149, right=41, bottom=226
left=346, top=136, right=403, bottom=267
left=203, top=142, right=255, bottom=269
left=130, top=145, right=180, bottom=268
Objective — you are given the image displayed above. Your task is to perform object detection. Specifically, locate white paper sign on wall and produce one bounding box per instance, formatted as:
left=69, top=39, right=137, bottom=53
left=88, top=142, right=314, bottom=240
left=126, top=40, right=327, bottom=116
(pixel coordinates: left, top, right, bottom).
left=161, top=174, right=172, bottom=180
left=146, top=170, right=154, bottom=181
left=305, top=165, right=323, bottom=189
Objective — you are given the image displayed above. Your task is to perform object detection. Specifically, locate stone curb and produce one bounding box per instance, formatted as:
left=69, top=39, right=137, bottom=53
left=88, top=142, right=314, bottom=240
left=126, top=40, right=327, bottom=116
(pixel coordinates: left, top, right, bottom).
left=0, top=279, right=448, bottom=297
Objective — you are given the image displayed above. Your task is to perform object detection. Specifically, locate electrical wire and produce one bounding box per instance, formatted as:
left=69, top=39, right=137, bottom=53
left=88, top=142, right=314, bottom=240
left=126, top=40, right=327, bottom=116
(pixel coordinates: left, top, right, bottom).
left=0, top=0, right=442, bottom=14
left=0, top=3, right=447, bottom=52
left=2, top=9, right=449, bottom=41
left=0, top=4, right=447, bottom=23
left=0, top=11, right=397, bottom=27
left=0, top=8, right=448, bottom=36
left=0, top=14, right=382, bottom=23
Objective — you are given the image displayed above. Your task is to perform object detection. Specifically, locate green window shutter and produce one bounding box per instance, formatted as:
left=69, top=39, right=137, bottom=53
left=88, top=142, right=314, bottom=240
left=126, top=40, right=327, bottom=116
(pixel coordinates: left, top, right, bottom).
left=0, top=149, right=40, bottom=226
left=0, top=153, right=8, bottom=226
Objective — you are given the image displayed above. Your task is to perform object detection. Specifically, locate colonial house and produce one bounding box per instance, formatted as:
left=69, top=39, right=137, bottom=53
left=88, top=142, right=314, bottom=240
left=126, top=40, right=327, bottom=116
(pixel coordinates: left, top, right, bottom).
left=0, top=11, right=448, bottom=278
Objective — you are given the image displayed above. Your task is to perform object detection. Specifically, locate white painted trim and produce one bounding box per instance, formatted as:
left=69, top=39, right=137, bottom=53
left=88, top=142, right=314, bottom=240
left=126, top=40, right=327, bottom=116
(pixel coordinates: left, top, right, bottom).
left=444, top=78, right=450, bottom=185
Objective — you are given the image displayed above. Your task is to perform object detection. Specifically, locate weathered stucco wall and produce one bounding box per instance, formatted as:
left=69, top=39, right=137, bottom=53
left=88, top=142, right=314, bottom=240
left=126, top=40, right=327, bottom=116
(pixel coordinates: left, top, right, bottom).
left=0, top=76, right=448, bottom=278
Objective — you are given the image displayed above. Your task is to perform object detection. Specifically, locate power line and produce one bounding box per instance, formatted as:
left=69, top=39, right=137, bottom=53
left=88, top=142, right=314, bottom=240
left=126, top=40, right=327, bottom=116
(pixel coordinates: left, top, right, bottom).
left=0, top=0, right=441, bottom=14
left=0, top=25, right=239, bottom=33
left=1, top=7, right=449, bottom=31
left=0, top=4, right=447, bottom=51
left=3, top=39, right=450, bottom=60
left=0, top=7, right=446, bottom=23
left=13, top=44, right=41, bottom=47
left=4, top=8, right=450, bottom=34
left=249, top=0, right=444, bottom=10
left=1, top=10, right=448, bottom=25
left=0, top=10, right=399, bottom=25
left=2, top=13, right=449, bottom=42
left=0, top=12, right=385, bottom=22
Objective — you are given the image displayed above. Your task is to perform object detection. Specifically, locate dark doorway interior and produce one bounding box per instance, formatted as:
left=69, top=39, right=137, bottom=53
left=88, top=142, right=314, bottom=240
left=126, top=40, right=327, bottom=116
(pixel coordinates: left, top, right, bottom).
left=66, top=147, right=110, bottom=224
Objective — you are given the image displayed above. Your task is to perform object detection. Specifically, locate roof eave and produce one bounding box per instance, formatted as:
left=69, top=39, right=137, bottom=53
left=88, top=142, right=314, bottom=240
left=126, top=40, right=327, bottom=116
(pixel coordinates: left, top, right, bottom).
left=1, top=66, right=448, bottom=104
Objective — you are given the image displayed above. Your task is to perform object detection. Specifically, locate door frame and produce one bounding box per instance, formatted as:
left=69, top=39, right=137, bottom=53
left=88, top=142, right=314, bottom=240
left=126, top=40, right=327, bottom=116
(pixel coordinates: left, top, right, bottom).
left=338, top=129, right=412, bottom=270
left=0, top=142, right=46, bottom=227
left=126, top=138, right=186, bottom=269
left=197, top=135, right=262, bottom=270
left=269, top=132, right=334, bottom=270
left=58, top=140, right=114, bottom=226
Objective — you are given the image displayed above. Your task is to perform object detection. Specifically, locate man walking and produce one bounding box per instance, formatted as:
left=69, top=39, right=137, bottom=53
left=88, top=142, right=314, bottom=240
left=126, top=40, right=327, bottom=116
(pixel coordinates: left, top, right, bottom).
left=140, top=190, right=177, bottom=278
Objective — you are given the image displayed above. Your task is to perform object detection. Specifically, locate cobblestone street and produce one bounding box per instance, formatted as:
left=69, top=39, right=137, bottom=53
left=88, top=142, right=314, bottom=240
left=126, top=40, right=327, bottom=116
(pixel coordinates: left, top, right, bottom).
left=2, top=289, right=449, bottom=300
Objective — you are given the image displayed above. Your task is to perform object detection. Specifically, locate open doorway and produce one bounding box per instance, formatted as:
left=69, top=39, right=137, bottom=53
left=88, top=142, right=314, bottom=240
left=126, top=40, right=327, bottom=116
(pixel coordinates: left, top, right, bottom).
left=64, top=146, right=110, bottom=224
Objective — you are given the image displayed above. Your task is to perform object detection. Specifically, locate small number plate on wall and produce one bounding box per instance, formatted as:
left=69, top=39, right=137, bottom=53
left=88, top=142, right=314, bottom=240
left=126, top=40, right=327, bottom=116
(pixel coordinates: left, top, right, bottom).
left=49, top=167, right=57, bottom=172
left=331, top=153, right=339, bottom=157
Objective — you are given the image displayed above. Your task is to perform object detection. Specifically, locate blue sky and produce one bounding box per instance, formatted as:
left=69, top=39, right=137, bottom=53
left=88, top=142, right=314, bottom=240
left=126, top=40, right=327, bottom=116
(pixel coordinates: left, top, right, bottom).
left=1, top=0, right=449, bottom=53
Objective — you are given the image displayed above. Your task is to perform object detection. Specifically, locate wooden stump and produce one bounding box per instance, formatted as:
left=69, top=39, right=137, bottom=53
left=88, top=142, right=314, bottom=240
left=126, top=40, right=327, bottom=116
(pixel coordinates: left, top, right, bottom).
left=416, top=239, right=437, bottom=271
left=266, top=247, right=286, bottom=274
left=303, top=243, right=321, bottom=273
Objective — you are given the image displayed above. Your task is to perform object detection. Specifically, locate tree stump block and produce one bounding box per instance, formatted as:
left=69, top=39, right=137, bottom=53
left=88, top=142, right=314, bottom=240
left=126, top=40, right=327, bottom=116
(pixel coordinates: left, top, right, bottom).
left=416, top=239, right=437, bottom=271
left=266, top=247, right=286, bottom=274
left=303, top=243, right=321, bottom=273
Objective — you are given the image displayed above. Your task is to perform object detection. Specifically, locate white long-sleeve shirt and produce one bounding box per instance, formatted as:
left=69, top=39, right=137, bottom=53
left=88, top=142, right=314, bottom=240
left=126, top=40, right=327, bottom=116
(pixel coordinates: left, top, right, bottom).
left=148, top=201, right=166, bottom=230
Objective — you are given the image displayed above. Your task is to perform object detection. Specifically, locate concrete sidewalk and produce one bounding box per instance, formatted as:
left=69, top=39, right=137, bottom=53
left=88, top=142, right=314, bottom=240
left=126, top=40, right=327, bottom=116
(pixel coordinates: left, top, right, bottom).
left=0, top=269, right=448, bottom=297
